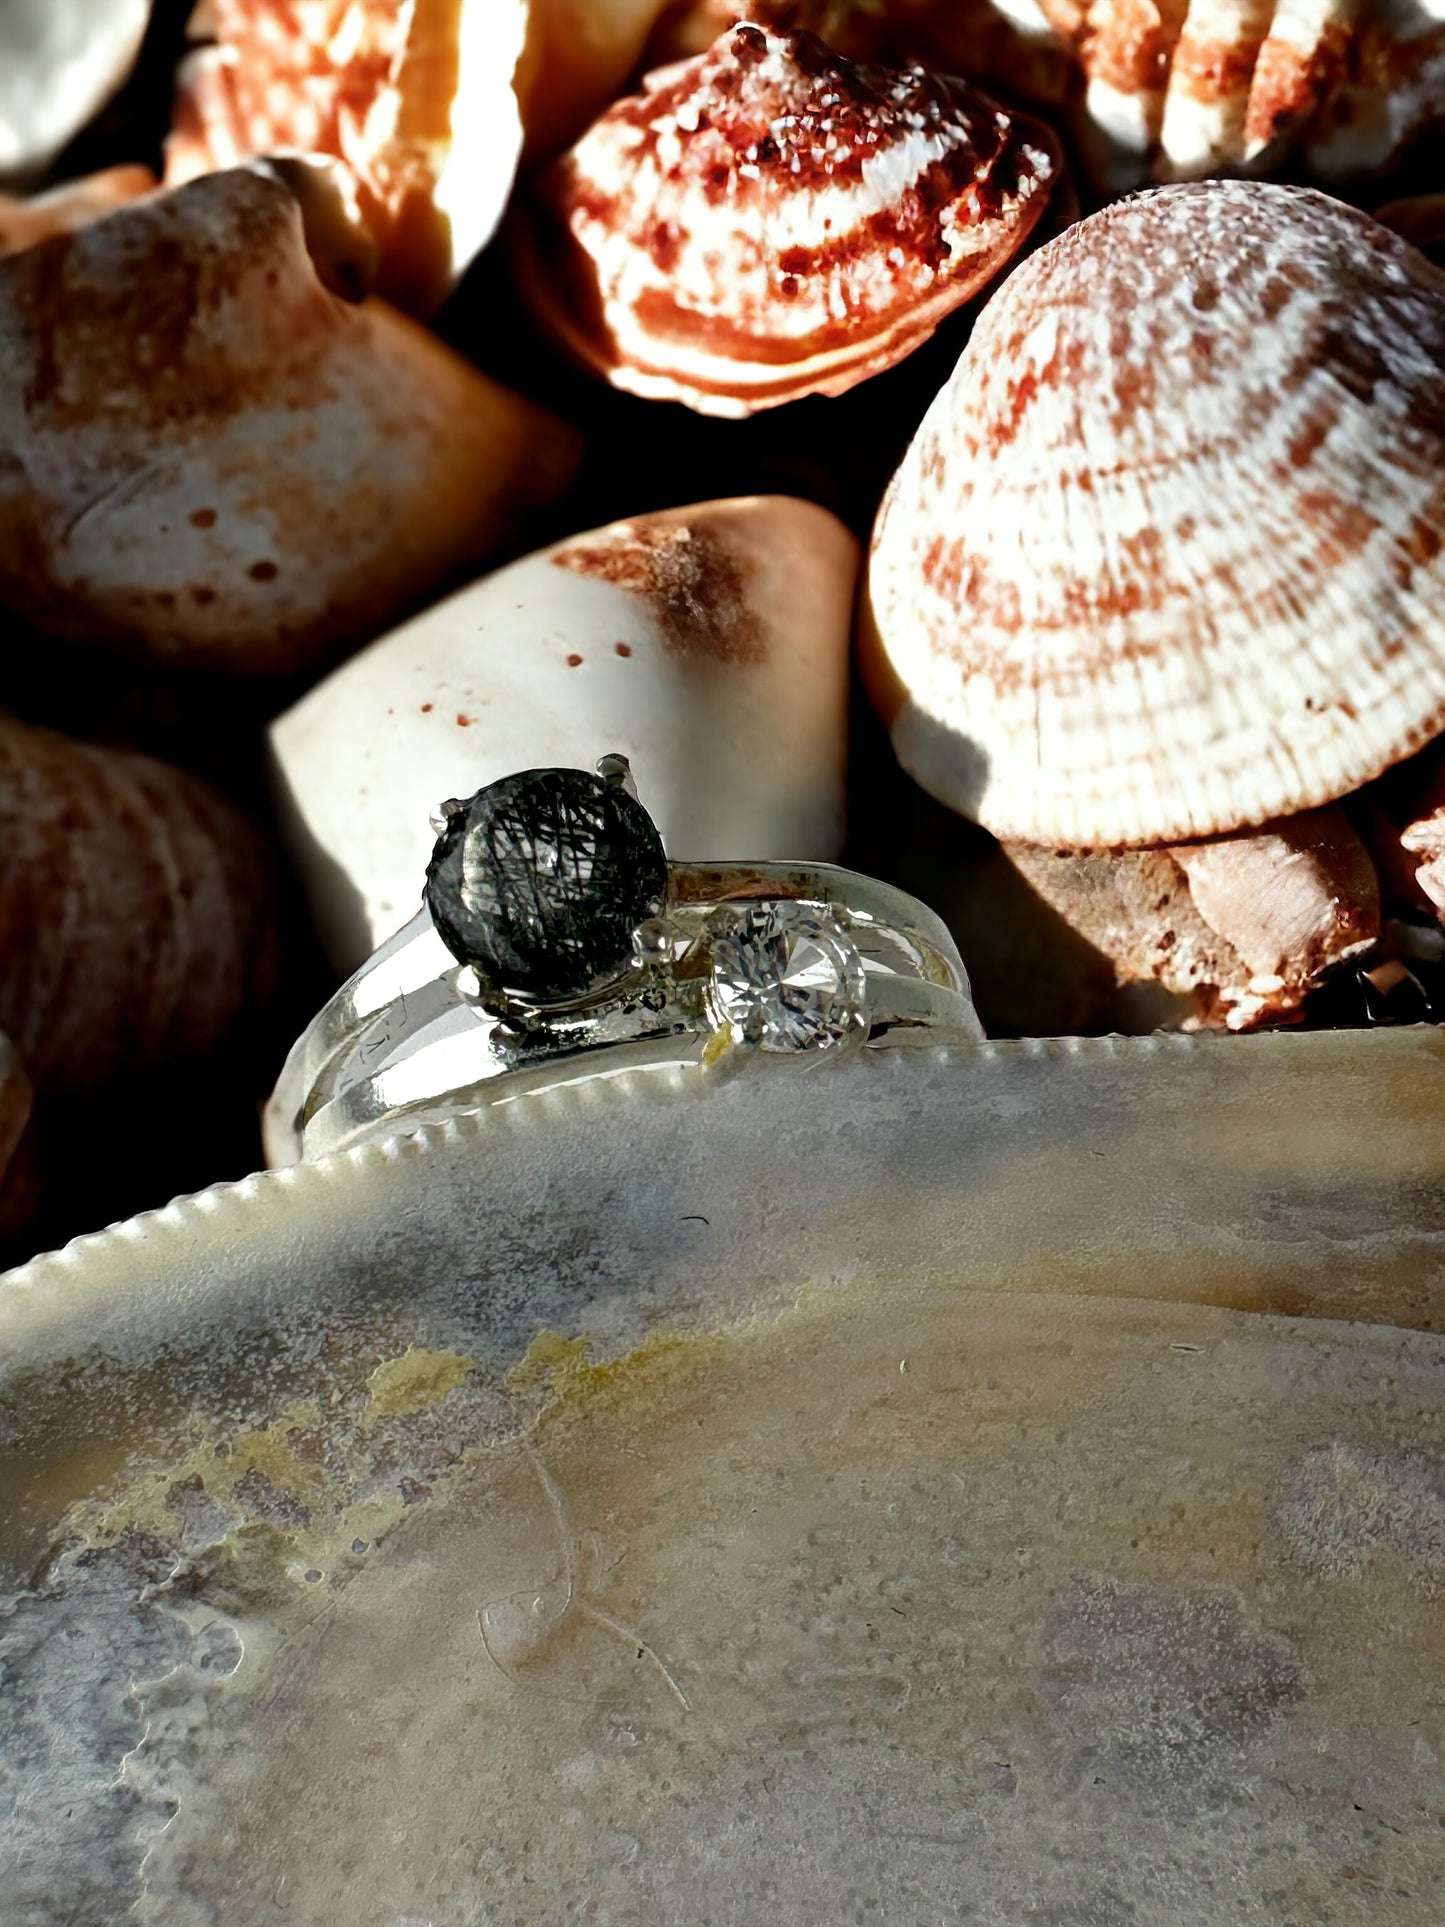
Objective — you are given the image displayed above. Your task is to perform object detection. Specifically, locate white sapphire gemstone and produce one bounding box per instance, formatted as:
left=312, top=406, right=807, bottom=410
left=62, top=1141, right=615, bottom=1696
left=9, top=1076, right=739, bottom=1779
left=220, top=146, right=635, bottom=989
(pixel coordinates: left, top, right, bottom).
left=707, top=903, right=867, bottom=1053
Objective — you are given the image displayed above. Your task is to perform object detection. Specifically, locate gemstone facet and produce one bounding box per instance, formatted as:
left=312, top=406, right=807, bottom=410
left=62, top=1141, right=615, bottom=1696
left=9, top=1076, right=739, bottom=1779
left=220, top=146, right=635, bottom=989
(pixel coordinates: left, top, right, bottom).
left=707, top=903, right=867, bottom=1052
left=424, top=767, right=667, bottom=1004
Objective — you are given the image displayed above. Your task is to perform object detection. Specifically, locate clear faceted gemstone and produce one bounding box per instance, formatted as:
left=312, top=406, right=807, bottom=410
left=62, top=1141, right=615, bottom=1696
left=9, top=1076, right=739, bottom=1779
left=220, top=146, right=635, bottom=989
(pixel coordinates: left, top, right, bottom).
left=708, top=903, right=867, bottom=1052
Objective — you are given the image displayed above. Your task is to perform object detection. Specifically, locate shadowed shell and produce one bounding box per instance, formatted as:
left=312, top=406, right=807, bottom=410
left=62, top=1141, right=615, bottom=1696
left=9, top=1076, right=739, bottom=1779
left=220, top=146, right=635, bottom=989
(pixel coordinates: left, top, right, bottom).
left=0, top=168, right=158, bottom=260
left=0, top=712, right=276, bottom=1096
left=268, top=496, right=857, bottom=970
left=167, top=0, right=529, bottom=315
left=513, top=22, right=1061, bottom=416
left=865, top=180, right=1445, bottom=850
left=0, top=166, right=581, bottom=675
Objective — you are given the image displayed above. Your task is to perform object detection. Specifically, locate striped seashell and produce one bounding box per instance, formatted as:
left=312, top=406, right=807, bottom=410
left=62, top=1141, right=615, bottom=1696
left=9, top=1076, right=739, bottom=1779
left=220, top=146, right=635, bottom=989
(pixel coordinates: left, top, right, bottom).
left=0, top=712, right=275, bottom=1097
left=512, top=22, right=1062, bottom=417
left=864, top=179, right=1445, bottom=849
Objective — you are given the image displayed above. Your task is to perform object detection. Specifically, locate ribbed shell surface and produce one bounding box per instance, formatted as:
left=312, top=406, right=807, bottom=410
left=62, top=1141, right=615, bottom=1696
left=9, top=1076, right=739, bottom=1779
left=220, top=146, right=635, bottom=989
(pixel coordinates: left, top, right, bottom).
left=867, top=180, right=1445, bottom=848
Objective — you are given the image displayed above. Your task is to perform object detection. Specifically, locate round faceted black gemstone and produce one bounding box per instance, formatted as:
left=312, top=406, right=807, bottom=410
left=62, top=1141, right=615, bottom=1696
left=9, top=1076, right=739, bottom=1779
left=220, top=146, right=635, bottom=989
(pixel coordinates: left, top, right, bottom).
left=424, top=767, right=668, bottom=1004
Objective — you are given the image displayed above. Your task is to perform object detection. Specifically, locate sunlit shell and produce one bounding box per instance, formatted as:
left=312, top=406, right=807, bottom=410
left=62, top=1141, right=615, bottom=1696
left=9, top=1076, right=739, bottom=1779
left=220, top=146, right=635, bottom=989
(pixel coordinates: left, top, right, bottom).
left=0, top=0, right=151, bottom=187
left=865, top=180, right=1445, bottom=849
left=168, top=0, right=528, bottom=315
left=0, top=166, right=581, bottom=674
left=0, top=168, right=157, bottom=261
left=269, top=496, right=857, bottom=970
left=513, top=22, right=1061, bottom=416
left=0, top=712, right=275, bottom=1097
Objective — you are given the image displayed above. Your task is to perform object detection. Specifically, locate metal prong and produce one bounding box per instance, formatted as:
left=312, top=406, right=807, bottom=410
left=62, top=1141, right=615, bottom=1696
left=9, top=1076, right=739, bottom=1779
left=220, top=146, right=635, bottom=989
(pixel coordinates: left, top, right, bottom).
left=429, top=797, right=465, bottom=836
left=596, top=753, right=638, bottom=800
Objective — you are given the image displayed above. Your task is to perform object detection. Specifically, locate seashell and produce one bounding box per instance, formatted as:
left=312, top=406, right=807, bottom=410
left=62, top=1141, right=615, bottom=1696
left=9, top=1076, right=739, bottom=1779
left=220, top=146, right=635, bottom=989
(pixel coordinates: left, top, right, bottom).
left=268, top=496, right=857, bottom=970
left=0, top=0, right=151, bottom=188
left=0, top=165, right=581, bottom=675
left=0, top=1032, right=37, bottom=1241
left=1398, top=767, right=1445, bottom=916
left=864, top=180, right=1445, bottom=851
left=1006, top=807, right=1381, bottom=1031
left=0, top=710, right=275, bottom=1097
left=512, top=22, right=1062, bottom=417
left=0, top=167, right=158, bottom=260
left=168, top=0, right=529, bottom=316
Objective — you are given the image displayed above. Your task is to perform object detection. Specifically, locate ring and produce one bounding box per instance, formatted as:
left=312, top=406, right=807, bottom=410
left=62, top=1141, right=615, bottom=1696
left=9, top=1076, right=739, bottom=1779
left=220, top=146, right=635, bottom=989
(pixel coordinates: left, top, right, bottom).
left=264, top=756, right=983, bottom=1164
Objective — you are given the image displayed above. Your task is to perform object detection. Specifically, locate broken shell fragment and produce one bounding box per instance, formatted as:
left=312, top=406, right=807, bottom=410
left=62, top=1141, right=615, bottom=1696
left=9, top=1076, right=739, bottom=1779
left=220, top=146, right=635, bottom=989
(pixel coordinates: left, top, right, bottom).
left=168, top=0, right=529, bottom=315
left=866, top=180, right=1445, bottom=850
left=0, top=712, right=275, bottom=1097
left=0, top=167, right=157, bottom=260
left=0, top=0, right=151, bottom=187
left=269, top=497, right=857, bottom=970
left=0, top=167, right=581, bottom=674
left=1008, top=807, right=1381, bottom=1032
left=514, top=23, right=1062, bottom=417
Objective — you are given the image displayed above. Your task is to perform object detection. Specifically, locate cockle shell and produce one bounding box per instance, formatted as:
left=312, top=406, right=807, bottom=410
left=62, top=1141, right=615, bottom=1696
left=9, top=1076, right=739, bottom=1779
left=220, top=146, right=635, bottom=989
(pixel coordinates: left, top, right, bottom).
left=0, top=168, right=157, bottom=260
left=0, top=165, right=581, bottom=674
left=1007, top=807, right=1381, bottom=1031
left=865, top=180, right=1445, bottom=851
left=0, top=0, right=151, bottom=187
left=513, top=23, right=1061, bottom=417
left=0, top=711, right=275, bottom=1097
left=168, top=0, right=529, bottom=316
left=268, top=497, right=857, bottom=970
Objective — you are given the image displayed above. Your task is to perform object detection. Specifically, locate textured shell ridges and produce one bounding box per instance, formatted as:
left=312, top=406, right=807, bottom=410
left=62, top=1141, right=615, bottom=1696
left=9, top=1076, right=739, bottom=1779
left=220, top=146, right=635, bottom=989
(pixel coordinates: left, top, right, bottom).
left=868, top=180, right=1445, bottom=850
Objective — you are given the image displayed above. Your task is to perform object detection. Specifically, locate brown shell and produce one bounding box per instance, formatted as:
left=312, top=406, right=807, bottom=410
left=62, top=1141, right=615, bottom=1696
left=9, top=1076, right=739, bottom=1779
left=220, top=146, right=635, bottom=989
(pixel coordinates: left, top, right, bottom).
left=0, top=712, right=276, bottom=1098
left=0, top=1031, right=36, bottom=1240
left=513, top=22, right=1061, bottom=416
left=866, top=180, right=1445, bottom=849
left=0, top=166, right=581, bottom=674
left=1008, top=807, right=1381, bottom=1031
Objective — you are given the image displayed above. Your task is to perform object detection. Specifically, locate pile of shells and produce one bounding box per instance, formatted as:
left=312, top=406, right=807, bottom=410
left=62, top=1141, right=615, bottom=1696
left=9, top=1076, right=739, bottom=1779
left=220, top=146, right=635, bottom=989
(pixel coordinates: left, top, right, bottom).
left=0, top=0, right=1441, bottom=1252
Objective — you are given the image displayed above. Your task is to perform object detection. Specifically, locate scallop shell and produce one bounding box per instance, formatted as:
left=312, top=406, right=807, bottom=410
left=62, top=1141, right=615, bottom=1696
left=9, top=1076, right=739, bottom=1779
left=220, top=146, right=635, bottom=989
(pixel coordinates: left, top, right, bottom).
left=0, top=165, right=581, bottom=674
left=865, top=180, right=1445, bottom=849
left=0, top=0, right=151, bottom=188
left=168, top=0, right=529, bottom=316
left=513, top=22, right=1061, bottom=417
left=0, top=711, right=274, bottom=1097
left=269, top=496, right=857, bottom=970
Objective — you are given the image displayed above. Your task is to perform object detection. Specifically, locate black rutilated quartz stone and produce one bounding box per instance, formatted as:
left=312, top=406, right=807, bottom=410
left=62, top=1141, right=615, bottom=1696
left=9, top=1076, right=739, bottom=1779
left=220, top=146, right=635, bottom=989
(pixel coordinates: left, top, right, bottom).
left=424, top=768, right=668, bottom=1004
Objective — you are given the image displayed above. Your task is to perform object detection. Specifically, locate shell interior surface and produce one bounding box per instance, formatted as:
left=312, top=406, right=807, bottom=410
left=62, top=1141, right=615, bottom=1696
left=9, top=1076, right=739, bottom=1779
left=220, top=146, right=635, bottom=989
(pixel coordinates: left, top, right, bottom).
left=867, top=179, right=1445, bottom=850
left=516, top=22, right=1062, bottom=416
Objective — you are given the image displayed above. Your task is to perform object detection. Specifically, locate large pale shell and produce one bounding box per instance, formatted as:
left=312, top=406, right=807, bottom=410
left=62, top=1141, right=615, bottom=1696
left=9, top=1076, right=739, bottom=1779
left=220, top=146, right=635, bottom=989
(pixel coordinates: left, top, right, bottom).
left=168, top=0, right=529, bottom=315
left=269, top=496, right=857, bottom=970
left=865, top=180, right=1445, bottom=849
left=0, top=0, right=151, bottom=187
left=514, top=22, right=1061, bottom=416
left=0, top=711, right=274, bottom=1097
left=0, top=166, right=581, bottom=674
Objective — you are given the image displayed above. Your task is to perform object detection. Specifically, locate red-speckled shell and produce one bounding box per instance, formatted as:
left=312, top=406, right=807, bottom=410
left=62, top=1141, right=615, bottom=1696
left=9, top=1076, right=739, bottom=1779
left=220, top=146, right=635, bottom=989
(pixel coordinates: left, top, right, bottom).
left=0, top=167, right=580, bottom=674
left=0, top=713, right=276, bottom=1096
left=513, top=22, right=1061, bottom=416
left=865, top=180, right=1445, bottom=849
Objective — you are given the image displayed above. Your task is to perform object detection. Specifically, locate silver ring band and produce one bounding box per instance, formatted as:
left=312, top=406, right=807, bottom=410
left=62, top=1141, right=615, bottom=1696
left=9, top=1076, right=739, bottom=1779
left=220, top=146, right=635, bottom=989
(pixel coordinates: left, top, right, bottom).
left=266, top=856, right=981, bottom=1165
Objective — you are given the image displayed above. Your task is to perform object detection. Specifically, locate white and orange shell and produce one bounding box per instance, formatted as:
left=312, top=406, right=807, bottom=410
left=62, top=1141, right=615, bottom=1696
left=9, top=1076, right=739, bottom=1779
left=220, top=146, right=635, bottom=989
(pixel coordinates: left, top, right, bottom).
left=865, top=180, right=1445, bottom=850
left=0, top=166, right=581, bottom=674
left=513, top=22, right=1062, bottom=416
left=168, top=0, right=529, bottom=315
left=0, top=712, right=275, bottom=1098
left=0, top=167, right=158, bottom=260
left=268, top=497, right=857, bottom=970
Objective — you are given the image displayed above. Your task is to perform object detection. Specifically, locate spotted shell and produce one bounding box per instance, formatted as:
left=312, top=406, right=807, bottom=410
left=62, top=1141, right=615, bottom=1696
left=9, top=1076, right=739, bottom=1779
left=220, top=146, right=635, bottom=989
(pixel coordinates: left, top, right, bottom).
left=513, top=22, right=1061, bottom=416
left=865, top=180, right=1445, bottom=850
left=0, top=166, right=580, bottom=674
left=0, top=712, right=275, bottom=1097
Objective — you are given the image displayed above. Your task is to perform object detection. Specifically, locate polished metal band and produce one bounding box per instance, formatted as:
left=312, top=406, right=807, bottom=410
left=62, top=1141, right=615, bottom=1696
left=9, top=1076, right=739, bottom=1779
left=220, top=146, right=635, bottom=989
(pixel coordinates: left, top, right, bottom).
left=265, top=860, right=982, bottom=1166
